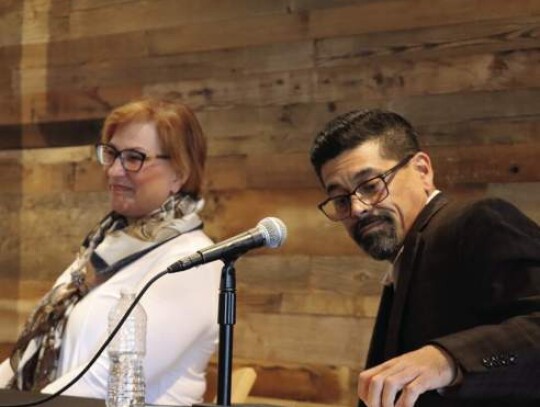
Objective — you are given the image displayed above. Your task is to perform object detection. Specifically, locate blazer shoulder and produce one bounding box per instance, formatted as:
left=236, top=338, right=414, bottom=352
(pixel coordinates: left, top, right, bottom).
left=436, top=197, right=535, bottom=223
left=422, top=196, right=539, bottom=246
left=459, top=197, right=538, bottom=229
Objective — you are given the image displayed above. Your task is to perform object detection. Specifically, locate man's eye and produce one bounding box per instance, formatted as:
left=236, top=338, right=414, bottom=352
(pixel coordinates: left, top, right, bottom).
left=332, top=196, right=350, bottom=210
left=358, top=179, right=382, bottom=195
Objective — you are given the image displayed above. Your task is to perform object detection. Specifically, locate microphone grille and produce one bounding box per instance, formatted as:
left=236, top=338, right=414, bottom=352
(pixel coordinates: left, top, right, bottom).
left=258, top=217, right=287, bottom=249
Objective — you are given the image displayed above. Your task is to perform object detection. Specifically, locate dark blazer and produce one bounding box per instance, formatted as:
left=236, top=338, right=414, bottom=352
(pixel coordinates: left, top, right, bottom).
left=361, top=194, right=540, bottom=407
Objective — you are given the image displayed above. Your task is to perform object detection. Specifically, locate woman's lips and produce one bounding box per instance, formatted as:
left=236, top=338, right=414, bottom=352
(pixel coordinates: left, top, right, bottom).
left=109, top=184, right=132, bottom=193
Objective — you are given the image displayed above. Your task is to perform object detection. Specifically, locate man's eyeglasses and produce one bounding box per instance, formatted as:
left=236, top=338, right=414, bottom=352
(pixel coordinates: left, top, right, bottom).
left=318, top=154, right=415, bottom=221
left=95, top=143, right=170, bottom=173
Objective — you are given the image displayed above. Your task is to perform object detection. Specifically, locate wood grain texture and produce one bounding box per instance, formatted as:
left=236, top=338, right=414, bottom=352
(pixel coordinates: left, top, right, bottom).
left=204, top=358, right=353, bottom=405
left=147, top=0, right=540, bottom=55
left=234, top=312, right=374, bottom=367
left=1, top=1, right=539, bottom=404
left=315, top=16, right=540, bottom=65
left=10, top=45, right=538, bottom=111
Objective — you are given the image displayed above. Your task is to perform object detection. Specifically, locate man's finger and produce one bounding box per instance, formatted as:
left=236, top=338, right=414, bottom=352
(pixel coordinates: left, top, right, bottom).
left=366, top=372, right=385, bottom=407
left=395, top=374, right=430, bottom=407
left=381, top=368, right=419, bottom=407
left=358, top=362, right=393, bottom=401
left=366, top=363, right=408, bottom=407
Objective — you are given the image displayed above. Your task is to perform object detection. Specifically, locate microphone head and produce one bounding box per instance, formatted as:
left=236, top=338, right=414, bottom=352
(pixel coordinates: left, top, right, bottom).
left=257, top=217, right=287, bottom=248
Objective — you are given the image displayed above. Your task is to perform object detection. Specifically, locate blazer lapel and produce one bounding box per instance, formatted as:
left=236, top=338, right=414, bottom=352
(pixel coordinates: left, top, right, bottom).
left=383, top=193, right=448, bottom=359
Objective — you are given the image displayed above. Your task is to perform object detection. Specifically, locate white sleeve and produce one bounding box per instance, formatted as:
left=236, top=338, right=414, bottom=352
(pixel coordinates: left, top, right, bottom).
left=41, top=358, right=109, bottom=398
left=0, top=359, right=14, bottom=388
left=41, top=231, right=221, bottom=403
left=142, top=260, right=221, bottom=381
left=0, top=261, right=78, bottom=392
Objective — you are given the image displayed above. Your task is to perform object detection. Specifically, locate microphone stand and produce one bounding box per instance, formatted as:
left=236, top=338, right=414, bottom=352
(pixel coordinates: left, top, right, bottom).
left=194, top=255, right=281, bottom=407
left=216, top=256, right=237, bottom=406
left=193, top=256, right=238, bottom=407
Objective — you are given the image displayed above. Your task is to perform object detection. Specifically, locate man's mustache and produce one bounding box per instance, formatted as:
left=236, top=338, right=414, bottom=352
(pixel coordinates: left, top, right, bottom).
left=354, top=212, right=394, bottom=235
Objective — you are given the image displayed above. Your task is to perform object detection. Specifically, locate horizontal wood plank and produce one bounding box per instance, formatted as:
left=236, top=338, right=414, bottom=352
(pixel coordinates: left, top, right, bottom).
left=315, top=16, right=540, bottom=66
left=2, top=2, right=540, bottom=404
left=487, top=182, right=540, bottom=223
left=6, top=88, right=538, bottom=151
left=310, top=0, right=540, bottom=39
left=0, top=86, right=141, bottom=126
left=206, top=117, right=540, bottom=157
left=202, top=188, right=360, bottom=256
left=0, top=342, right=14, bottom=361
left=234, top=312, right=373, bottom=368
left=0, top=119, right=102, bottom=149
left=146, top=0, right=540, bottom=55
left=205, top=358, right=353, bottom=405
left=68, top=0, right=288, bottom=40
left=11, top=33, right=538, bottom=99
left=246, top=143, right=540, bottom=189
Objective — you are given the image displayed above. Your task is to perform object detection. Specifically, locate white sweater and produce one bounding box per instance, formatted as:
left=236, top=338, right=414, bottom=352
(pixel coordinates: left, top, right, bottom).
left=0, top=229, right=222, bottom=406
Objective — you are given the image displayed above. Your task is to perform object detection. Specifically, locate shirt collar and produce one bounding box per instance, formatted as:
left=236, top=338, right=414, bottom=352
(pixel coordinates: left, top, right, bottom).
left=381, top=189, right=441, bottom=286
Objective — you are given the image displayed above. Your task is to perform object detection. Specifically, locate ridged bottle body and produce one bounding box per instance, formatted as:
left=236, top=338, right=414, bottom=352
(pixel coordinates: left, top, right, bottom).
left=107, top=291, right=147, bottom=407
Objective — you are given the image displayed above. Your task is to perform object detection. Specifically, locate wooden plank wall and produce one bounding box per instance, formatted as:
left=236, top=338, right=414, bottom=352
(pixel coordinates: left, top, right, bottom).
left=1, top=1, right=539, bottom=405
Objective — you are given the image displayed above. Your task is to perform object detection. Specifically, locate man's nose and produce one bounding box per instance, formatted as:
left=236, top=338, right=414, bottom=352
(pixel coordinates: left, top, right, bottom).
left=349, top=194, right=370, bottom=217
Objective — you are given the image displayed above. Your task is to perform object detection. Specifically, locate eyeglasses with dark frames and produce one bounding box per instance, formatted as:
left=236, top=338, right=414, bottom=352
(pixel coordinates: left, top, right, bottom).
left=95, top=143, right=170, bottom=173
left=318, top=154, right=415, bottom=222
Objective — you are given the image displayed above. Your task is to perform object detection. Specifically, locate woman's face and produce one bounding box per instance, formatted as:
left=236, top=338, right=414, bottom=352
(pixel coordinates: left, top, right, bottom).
left=105, top=120, right=183, bottom=218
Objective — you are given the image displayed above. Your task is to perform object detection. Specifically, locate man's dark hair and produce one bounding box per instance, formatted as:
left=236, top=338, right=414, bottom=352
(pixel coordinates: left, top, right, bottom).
left=310, top=109, right=421, bottom=178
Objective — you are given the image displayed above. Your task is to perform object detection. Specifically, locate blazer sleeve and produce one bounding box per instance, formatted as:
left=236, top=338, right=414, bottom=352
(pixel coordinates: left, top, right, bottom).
left=431, top=199, right=540, bottom=399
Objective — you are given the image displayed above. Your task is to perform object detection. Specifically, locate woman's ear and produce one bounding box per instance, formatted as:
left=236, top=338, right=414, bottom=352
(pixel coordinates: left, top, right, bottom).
left=412, top=152, right=435, bottom=193
left=170, top=172, right=188, bottom=195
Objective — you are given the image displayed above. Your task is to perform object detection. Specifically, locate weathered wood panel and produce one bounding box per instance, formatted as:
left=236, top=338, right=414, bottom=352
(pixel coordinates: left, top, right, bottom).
left=315, top=16, right=540, bottom=65
left=148, top=0, right=540, bottom=55
left=487, top=183, right=540, bottom=224
left=7, top=48, right=539, bottom=122
left=68, top=0, right=289, bottom=40
left=310, top=0, right=540, bottom=40
left=234, top=313, right=373, bottom=368
left=1, top=1, right=539, bottom=404
left=244, top=144, right=540, bottom=189
left=0, top=278, right=20, bottom=342
left=205, top=358, right=352, bottom=405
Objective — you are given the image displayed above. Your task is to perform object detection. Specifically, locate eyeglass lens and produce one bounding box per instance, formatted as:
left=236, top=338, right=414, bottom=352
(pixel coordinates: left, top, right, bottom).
left=320, top=154, right=414, bottom=221
left=325, top=178, right=388, bottom=220
left=96, top=144, right=146, bottom=172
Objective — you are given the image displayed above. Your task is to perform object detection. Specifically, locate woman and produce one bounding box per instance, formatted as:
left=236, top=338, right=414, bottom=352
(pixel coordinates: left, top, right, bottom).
left=0, top=99, right=221, bottom=405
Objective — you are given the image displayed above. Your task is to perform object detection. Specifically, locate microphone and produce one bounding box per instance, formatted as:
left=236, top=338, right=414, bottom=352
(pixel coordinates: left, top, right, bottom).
left=167, top=217, right=287, bottom=273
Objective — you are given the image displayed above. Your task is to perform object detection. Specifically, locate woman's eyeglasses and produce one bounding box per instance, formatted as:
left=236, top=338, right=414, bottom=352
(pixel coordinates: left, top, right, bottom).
left=96, top=143, right=170, bottom=173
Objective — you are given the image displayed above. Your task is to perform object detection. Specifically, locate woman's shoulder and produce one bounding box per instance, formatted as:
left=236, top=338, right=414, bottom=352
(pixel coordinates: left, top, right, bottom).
left=167, top=228, right=215, bottom=253
left=143, top=228, right=218, bottom=272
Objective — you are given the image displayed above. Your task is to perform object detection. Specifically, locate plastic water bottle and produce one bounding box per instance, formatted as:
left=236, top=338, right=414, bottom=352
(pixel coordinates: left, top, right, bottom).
left=107, top=290, right=147, bottom=407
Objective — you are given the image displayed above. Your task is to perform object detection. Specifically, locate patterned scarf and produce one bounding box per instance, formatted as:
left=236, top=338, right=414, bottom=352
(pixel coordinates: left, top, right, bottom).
left=8, top=193, right=204, bottom=391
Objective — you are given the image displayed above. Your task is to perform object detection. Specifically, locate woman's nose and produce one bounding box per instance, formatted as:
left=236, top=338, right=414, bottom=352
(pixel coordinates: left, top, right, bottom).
left=106, top=156, right=125, bottom=177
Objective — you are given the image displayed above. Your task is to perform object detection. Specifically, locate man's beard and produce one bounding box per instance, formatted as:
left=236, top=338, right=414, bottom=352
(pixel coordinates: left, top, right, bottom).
left=352, top=212, right=400, bottom=260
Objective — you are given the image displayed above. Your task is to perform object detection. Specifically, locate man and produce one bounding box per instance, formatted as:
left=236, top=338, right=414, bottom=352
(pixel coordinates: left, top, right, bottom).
left=310, top=110, right=540, bottom=407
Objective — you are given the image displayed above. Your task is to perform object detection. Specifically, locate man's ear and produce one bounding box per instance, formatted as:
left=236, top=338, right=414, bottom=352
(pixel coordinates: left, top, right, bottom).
left=412, top=152, right=435, bottom=193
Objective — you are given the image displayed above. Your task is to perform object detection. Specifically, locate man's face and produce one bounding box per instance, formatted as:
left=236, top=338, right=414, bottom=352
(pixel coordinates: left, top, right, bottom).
left=320, top=140, right=434, bottom=260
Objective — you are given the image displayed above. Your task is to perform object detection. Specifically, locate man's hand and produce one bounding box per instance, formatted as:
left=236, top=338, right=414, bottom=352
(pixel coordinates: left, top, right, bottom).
left=358, top=345, right=456, bottom=407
